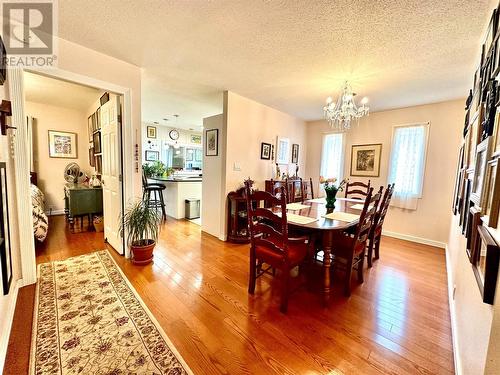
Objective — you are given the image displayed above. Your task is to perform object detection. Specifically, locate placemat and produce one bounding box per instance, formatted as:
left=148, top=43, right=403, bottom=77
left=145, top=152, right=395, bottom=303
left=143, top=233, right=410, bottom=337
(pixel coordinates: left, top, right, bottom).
left=322, top=211, right=360, bottom=223
left=286, top=203, right=311, bottom=210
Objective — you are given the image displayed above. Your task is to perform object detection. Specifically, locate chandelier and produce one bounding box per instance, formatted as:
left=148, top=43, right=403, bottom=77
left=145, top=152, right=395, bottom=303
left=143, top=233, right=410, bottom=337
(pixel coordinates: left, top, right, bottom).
left=323, top=81, right=369, bottom=131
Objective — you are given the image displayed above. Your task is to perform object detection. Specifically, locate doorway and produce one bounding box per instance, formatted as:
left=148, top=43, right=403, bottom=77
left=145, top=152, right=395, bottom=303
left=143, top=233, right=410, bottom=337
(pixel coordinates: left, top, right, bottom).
left=23, top=71, right=125, bottom=256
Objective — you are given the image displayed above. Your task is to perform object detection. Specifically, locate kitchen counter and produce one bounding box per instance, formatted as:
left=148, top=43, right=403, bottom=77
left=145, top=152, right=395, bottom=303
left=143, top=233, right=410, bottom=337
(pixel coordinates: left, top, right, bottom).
left=149, top=177, right=201, bottom=219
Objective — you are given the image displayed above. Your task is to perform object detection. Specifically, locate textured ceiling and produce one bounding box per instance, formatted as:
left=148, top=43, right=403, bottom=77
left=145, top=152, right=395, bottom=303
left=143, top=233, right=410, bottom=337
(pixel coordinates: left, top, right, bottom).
left=59, top=0, right=496, bottom=123
left=24, top=72, right=102, bottom=112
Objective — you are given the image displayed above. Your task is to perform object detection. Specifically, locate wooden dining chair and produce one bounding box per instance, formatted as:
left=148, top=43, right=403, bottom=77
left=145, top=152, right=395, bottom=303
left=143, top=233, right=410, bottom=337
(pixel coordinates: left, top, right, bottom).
left=270, top=178, right=291, bottom=203
left=292, top=178, right=305, bottom=202
left=345, top=180, right=371, bottom=200
left=367, top=183, right=395, bottom=267
left=332, top=187, right=382, bottom=296
left=244, top=180, right=310, bottom=313
left=302, top=178, right=315, bottom=200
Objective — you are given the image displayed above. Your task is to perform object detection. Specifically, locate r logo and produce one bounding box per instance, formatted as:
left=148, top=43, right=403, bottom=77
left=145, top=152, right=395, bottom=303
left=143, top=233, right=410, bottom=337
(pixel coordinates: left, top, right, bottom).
left=2, top=2, right=53, bottom=54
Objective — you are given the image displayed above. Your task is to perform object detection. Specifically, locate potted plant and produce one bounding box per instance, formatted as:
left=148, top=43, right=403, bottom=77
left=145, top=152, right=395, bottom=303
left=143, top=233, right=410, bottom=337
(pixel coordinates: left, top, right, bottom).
left=320, top=176, right=348, bottom=208
left=120, top=199, right=161, bottom=265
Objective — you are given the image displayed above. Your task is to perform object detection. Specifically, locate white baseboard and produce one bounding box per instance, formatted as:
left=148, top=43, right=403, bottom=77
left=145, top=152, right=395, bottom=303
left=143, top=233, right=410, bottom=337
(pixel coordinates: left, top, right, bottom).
left=0, top=279, right=21, bottom=374
left=382, top=230, right=446, bottom=249
left=46, top=209, right=65, bottom=216
left=445, top=245, right=462, bottom=375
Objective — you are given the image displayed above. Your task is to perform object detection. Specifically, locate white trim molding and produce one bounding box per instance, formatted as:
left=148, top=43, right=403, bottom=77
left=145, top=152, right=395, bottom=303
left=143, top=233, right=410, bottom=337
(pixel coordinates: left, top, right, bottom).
left=0, top=279, right=21, bottom=373
left=445, top=244, right=462, bottom=375
left=382, top=230, right=447, bottom=249
left=8, top=68, right=37, bottom=285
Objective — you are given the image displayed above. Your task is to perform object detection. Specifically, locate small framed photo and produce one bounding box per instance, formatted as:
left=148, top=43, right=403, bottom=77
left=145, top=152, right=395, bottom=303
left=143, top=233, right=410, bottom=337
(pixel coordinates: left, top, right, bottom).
left=87, top=116, right=93, bottom=142
left=145, top=150, right=159, bottom=161
left=492, top=107, right=500, bottom=156
left=468, top=107, right=484, bottom=170
left=483, top=159, right=500, bottom=228
left=276, top=137, right=290, bottom=165
left=350, top=143, right=382, bottom=177
left=190, top=134, right=202, bottom=145
left=48, top=130, right=78, bottom=159
left=471, top=138, right=490, bottom=210
left=472, top=225, right=500, bottom=305
left=205, top=129, right=219, bottom=156
left=147, top=126, right=157, bottom=139
left=93, top=132, right=101, bottom=154
left=291, top=144, right=299, bottom=163
left=89, top=146, right=95, bottom=167
left=260, top=142, right=271, bottom=160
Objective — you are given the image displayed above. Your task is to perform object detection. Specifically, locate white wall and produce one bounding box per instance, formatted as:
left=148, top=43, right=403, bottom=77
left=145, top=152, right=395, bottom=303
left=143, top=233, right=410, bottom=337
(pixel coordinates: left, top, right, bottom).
left=225, top=91, right=307, bottom=192
left=306, top=99, right=464, bottom=245
left=27, top=101, right=93, bottom=213
left=0, top=83, right=23, bottom=372
left=201, top=114, right=225, bottom=239
left=53, top=38, right=143, bottom=197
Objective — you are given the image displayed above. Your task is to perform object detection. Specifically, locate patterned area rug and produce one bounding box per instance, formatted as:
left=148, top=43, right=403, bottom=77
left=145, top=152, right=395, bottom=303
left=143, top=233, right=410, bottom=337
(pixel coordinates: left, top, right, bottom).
left=30, top=250, right=193, bottom=375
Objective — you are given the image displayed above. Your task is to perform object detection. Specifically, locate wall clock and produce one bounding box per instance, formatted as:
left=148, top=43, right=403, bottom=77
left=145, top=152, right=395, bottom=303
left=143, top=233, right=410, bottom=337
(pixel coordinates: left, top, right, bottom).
left=169, top=129, right=179, bottom=141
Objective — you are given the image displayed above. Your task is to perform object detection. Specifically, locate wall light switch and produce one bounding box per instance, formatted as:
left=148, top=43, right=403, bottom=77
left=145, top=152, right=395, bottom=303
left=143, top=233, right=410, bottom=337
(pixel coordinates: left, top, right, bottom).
left=233, top=162, right=241, bottom=171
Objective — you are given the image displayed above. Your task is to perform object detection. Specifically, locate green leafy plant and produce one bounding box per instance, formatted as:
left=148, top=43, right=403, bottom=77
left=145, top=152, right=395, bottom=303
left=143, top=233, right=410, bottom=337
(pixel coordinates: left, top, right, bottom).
left=142, top=161, right=174, bottom=178
left=120, top=200, right=161, bottom=246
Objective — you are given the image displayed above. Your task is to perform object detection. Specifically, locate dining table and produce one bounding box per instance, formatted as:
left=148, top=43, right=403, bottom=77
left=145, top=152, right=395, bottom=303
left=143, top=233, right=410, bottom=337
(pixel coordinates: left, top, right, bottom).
left=272, top=197, right=365, bottom=307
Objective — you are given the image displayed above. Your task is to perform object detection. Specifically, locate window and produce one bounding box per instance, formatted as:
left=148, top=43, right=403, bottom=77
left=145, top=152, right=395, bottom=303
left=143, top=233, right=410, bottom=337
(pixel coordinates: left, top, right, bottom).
left=388, top=124, right=429, bottom=209
left=320, top=133, right=344, bottom=180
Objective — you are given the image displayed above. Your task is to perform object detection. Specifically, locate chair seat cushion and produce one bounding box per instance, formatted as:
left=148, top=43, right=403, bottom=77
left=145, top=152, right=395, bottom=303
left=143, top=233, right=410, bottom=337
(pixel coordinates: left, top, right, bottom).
left=144, top=184, right=166, bottom=191
left=255, top=241, right=308, bottom=267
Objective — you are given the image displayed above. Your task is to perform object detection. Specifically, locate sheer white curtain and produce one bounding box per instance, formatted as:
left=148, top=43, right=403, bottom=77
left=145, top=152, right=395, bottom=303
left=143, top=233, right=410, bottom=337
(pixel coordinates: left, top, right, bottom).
left=319, top=133, right=344, bottom=195
left=388, top=124, right=429, bottom=210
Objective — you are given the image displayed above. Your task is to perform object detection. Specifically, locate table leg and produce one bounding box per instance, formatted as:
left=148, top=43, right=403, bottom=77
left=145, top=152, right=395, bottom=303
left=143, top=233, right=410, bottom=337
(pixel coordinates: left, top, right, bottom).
left=322, top=230, right=333, bottom=307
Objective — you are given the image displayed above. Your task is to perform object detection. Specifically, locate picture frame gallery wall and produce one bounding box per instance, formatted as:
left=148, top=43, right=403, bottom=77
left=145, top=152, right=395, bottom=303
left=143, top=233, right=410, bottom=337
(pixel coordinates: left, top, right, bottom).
left=452, top=4, right=500, bottom=305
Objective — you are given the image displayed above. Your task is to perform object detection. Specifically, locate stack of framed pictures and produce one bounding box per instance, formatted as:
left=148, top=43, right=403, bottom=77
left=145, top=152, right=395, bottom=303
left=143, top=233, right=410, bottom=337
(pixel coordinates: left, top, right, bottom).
left=87, top=105, right=103, bottom=174
left=453, top=6, right=500, bottom=305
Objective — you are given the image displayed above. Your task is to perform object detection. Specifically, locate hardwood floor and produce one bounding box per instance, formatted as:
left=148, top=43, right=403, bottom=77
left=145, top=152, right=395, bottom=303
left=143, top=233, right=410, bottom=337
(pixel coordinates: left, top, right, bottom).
left=5, top=215, right=454, bottom=374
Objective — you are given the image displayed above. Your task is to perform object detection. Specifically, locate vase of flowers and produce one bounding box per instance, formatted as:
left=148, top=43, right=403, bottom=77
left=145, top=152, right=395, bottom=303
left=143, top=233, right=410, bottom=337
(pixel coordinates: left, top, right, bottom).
left=320, top=177, right=347, bottom=209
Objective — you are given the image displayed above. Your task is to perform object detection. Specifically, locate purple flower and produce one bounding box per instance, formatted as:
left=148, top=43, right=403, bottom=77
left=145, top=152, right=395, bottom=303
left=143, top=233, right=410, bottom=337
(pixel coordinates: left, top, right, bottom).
left=115, top=316, right=129, bottom=327
left=62, top=337, right=80, bottom=351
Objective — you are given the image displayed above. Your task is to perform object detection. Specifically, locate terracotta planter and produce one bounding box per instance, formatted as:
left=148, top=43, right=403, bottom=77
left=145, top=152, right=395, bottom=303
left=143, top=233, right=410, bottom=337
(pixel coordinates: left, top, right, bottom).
left=131, top=240, right=156, bottom=265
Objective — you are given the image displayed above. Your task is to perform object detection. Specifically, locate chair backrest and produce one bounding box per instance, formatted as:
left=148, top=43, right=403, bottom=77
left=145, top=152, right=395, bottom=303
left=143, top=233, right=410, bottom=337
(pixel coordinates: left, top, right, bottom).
left=354, top=187, right=382, bottom=250
left=270, top=178, right=291, bottom=203
left=345, top=180, right=371, bottom=200
left=302, top=178, right=315, bottom=200
left=245, top=180, right=289, bottom=257
left=291, top=178, right=305, bottom=202
left=142, top=170, right=148, bottom=187
left=373, top=183, right=395, bottom=231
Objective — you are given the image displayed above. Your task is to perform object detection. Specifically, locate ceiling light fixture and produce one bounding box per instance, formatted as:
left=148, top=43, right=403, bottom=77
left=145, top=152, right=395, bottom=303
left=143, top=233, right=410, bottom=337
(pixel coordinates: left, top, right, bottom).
left=323, top=81, right=369, bottom=131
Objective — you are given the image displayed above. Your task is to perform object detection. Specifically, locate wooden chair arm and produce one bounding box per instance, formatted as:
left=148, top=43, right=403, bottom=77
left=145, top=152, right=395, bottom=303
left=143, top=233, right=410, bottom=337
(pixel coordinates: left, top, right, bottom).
left=287, top=236, right=309, bottom=244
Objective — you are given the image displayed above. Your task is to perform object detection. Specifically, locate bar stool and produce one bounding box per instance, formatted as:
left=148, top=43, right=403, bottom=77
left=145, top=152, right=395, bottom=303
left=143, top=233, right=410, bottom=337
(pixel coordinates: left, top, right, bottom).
left=142, top=171, right=167, bottom=220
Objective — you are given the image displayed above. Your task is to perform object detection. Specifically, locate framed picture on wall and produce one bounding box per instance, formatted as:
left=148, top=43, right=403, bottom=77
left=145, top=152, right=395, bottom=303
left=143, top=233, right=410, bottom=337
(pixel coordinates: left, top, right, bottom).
left=48, top=130, right=78, bottom=159
left=190, top=134, right=202, bottom=145
left=350, top=144, right=382, bottom=177
left=483, top=159, right=500, bottom=227
left=471, top=139, right=490, bottom=210
left=147, top=126, right=157, bottom=139
left=291, top=144, right=299, bottom=163
left=205, top=129, right=218, bottom=156
left=276, top=137, right=290, bottom=164
left=260, top=142, right=271, bottom=160
left=472, top=225, right=500, bottom=305
left=145, top=150, right=159, bottom=161
left=87, top=116, right=93, bottom=142
left=0, top=163, right=12, bottom=295
left=89, top=146, right=95, bottom=167
left=93, top=132, right=101, bottom=154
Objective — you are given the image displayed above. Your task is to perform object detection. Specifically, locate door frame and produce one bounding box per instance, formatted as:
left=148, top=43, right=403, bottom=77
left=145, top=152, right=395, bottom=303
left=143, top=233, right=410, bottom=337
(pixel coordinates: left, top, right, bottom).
left=9, top=67, right=135, bottom=284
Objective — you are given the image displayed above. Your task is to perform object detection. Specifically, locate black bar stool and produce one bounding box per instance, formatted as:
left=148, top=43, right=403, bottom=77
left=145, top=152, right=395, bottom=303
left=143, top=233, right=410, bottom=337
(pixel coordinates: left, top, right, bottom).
left=142, top=171, right=167, bottom=220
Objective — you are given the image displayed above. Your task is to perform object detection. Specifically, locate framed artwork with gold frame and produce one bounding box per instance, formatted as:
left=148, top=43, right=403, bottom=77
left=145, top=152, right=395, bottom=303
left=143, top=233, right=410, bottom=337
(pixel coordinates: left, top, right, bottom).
left=468, top=108, right=484, bottom=170
left=483, top=159, right=500, bottom=228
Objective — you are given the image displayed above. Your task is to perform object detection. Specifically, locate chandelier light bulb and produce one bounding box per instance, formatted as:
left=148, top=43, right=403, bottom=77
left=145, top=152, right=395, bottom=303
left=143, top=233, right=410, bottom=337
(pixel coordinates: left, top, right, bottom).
left=361, top=97, right=369, bottom=105
left=326, top=96, right=333, bottom=104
